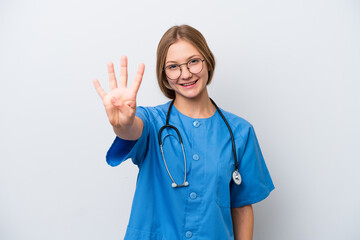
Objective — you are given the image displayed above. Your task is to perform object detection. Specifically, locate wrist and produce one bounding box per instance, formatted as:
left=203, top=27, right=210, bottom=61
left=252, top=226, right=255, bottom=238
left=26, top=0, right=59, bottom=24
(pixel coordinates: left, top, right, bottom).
left=112, top=117, right=143, bottom=140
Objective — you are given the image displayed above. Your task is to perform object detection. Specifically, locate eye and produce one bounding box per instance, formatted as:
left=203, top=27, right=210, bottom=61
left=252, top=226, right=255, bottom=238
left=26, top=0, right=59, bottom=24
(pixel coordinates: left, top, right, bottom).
left=167, top=64, right=178, bottom=70
left=188, top=58, right=200, bottom=65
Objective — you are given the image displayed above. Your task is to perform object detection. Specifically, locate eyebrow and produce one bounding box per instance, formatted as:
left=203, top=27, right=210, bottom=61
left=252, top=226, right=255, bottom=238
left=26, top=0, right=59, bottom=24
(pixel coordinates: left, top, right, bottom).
left=165, top=55, right=202, bottom=65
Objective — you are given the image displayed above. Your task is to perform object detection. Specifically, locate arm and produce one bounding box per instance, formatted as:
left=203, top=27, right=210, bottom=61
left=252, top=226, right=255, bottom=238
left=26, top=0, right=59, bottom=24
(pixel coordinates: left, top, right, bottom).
left=231, top=205, right=254, bottom=240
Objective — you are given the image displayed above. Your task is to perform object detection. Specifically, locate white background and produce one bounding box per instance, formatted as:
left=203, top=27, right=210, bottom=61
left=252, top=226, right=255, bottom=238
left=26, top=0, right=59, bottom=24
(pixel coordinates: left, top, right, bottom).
left=0, top=0, right=359, bottom=239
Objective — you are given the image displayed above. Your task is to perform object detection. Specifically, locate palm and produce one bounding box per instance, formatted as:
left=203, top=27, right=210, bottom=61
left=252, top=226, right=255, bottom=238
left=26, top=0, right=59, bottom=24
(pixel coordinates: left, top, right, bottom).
left=93, top=56, right=145, bottom=128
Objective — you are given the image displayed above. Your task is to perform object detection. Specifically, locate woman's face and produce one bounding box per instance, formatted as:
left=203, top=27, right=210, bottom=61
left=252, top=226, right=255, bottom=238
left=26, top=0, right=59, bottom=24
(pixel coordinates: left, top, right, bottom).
left=165, top=39, right=209, bottom=100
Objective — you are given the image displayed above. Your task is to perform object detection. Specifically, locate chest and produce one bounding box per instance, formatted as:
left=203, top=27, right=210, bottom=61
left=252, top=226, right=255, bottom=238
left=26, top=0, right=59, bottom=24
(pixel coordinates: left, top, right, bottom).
left=150, top=116, right=235, bottom=190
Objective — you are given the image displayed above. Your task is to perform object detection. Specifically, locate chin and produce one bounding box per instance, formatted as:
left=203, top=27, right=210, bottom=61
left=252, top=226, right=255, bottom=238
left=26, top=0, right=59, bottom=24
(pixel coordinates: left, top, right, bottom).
left=177, top=89, right=206, bottom=100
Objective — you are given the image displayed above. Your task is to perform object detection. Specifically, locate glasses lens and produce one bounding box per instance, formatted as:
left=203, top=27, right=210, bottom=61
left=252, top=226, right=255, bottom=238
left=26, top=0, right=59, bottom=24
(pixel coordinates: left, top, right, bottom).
left=188, top=58, right=203, bottom=74
left=165, top=65, right=180, bottom=80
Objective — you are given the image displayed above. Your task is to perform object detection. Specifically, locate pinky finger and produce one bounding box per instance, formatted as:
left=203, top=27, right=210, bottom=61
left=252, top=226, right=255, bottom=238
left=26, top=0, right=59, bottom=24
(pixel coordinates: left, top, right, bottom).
left=93, top=78, right=107, bottom=100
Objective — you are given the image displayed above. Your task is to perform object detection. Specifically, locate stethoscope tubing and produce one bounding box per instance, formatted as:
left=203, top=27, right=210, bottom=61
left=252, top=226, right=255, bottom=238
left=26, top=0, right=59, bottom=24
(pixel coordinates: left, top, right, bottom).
left=158, top=98, right=240, bottom=188
left=209, top=98, right=238, bottom=171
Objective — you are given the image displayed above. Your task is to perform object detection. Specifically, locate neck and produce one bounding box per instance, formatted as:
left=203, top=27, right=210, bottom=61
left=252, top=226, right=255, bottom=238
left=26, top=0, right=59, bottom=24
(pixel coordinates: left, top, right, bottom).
left=173, top=90, right=215, bottom=118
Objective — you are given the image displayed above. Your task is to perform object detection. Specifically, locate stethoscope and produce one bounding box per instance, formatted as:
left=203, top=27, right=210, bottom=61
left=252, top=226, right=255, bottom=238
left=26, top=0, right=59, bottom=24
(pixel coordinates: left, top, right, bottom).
left=158, top=98, right=242, bottom=188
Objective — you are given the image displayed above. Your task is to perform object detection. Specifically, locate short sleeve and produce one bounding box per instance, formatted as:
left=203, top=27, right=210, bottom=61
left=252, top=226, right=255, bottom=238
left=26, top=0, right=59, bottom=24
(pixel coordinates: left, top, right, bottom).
left=230, top=125, right=274, bottom=208
left=106, top=106, right=150, bottom=167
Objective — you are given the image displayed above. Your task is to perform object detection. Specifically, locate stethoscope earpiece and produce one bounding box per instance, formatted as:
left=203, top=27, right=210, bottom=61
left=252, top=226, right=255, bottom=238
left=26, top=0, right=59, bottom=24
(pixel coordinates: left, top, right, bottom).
left=171, top=181, right=189, bottom=188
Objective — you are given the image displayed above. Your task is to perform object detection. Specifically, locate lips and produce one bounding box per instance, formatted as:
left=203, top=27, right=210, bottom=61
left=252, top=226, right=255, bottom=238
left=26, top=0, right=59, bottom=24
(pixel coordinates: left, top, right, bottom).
left=180, top=80, right=198, bottom=86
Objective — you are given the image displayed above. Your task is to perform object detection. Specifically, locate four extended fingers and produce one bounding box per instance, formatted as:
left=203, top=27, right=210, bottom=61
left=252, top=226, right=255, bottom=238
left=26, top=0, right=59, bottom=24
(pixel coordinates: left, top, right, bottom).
left=94, top=57, right=145, bottom=100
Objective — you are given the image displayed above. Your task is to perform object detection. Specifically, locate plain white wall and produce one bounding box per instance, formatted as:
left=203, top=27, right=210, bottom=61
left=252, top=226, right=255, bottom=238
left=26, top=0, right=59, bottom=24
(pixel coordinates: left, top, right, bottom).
left=1, top=0, right=359, bottom=239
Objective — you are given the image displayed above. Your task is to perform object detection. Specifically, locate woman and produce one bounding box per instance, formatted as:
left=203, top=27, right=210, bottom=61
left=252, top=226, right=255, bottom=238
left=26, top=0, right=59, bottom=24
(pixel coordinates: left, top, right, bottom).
left=93, top=25, right=274, bottom=240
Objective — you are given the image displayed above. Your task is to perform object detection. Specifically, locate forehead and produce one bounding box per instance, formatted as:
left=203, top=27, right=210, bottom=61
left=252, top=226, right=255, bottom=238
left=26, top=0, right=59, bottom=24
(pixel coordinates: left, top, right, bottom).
left=166, top=39, right=201, bottom=62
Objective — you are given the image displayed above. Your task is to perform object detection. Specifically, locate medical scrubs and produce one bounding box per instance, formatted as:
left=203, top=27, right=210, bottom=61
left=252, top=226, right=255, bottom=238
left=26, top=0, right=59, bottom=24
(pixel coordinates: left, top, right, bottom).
left=106, top=101, right=274, bottom=240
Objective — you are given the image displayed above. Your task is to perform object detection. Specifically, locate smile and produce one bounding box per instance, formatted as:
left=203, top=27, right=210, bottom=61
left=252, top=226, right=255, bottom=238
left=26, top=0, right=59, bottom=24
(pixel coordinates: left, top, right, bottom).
left=180, top=80, right=198, bottom=87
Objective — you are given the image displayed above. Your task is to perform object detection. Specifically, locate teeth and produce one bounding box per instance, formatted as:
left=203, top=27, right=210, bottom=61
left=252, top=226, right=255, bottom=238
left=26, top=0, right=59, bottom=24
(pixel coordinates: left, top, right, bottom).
left=182, top=81, right=196, bottom=86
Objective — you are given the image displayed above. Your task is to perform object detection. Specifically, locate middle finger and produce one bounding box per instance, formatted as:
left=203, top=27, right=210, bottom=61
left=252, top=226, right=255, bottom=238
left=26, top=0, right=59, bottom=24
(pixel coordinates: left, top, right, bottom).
left=108, top=62, right=118, bottom=90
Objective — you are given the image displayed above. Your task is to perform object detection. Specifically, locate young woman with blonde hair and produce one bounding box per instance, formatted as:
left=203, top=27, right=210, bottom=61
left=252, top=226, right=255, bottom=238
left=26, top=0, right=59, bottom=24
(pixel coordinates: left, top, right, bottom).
left=93, top=24, right=274, bottom=240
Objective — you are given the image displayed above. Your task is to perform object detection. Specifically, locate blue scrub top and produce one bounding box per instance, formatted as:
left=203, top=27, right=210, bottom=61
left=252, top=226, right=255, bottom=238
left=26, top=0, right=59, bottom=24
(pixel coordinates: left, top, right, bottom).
left=106, top=101, right=274, bottom=240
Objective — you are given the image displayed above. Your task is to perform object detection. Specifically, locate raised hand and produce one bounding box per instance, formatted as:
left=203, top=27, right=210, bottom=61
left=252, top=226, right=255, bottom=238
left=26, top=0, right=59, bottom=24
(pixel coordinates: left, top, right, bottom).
left=93, top=56, right=145, bottom=130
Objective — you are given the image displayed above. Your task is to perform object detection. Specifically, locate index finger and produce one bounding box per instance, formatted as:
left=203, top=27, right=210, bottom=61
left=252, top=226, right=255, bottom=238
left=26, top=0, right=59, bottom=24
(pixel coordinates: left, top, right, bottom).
left=130, top=63, right=145, bottom=96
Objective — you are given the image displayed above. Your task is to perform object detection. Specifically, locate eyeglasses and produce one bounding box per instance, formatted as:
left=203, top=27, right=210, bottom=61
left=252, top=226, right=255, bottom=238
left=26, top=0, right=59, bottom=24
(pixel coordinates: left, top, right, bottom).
left=164, top=58, right=205, bottom=80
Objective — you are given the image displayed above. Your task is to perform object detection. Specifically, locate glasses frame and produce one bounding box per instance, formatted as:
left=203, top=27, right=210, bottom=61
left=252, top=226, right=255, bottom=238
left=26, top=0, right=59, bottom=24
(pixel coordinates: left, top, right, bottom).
left=163, top=58, right=205, bottom=80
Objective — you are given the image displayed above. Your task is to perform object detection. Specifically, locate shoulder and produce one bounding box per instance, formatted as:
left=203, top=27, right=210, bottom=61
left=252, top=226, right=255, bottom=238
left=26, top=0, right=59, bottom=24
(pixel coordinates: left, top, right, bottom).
left=217, top=107, right=255, bottom=140
left=218, top=107, right=253, bottom=129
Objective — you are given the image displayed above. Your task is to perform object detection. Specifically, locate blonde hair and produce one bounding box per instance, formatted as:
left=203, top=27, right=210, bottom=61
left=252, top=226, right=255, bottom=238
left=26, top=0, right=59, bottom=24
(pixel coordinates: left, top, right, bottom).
left=156, top=25, right=216, bottom=99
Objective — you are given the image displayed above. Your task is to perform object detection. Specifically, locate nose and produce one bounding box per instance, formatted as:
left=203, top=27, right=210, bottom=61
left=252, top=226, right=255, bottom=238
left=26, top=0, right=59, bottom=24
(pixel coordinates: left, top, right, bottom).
left=179, top=64, right=192, bottom=79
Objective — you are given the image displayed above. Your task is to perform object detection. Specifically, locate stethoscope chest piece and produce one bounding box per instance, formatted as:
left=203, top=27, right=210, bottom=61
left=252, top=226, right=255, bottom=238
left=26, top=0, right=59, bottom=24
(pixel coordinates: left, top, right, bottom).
left=232, top=169, right=242, bottom=185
